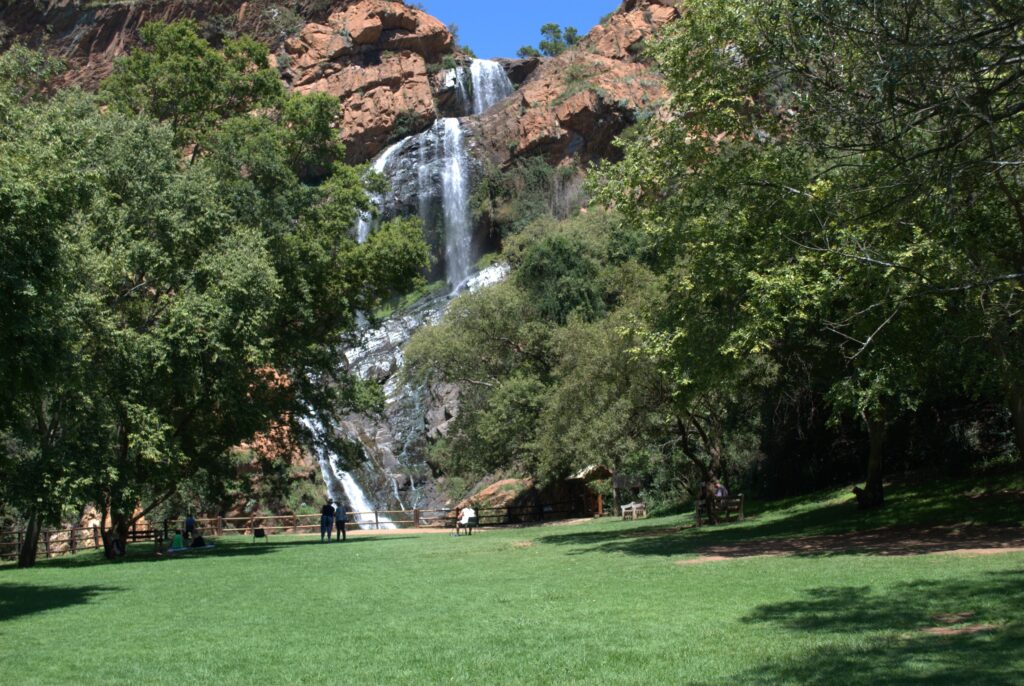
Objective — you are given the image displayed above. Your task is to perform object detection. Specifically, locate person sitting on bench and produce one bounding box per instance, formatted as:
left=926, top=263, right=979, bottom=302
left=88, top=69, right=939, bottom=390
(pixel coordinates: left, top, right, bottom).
left=456, top=506, right=477, bottom=536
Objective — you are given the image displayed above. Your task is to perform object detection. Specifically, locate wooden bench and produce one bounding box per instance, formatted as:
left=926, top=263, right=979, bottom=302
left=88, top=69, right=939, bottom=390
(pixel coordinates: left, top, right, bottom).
left=454, top=516, right=479, bottom=536
left=695, top=495, right=744, bottom=527
left=620, top=502, right=647, bottom=520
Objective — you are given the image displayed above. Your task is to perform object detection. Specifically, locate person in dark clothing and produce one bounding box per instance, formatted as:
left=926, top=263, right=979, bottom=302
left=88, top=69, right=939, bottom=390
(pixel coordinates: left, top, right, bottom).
left=334, top=502, right=349, bottom=542
left=320, top=499, right=335, bottom=542
left=184, top=513, right=196, bottom=540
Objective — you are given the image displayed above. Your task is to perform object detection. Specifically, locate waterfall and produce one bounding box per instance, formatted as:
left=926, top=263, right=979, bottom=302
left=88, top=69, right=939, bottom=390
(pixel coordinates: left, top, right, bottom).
left=439, top=118, right=473, bottom=290
left=304, top=417, right=397, bottom=530
left=336, top=470, right=397, bottom=530
left=469, top=59, right=514, bottom=115
left=355, top=140, right=404, bottom=244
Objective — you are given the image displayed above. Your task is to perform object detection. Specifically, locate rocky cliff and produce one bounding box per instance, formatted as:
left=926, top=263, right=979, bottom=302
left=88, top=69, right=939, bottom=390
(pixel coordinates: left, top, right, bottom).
left=468, top=0, right=679, bottom=166
left=1, top=0, right=679, bottom=514
left=1, top=0, right=676, bottom=164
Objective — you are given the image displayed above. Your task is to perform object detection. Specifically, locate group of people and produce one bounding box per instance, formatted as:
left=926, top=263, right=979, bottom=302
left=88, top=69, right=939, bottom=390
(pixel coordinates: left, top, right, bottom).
left=320, top=499, right=351, bottom=542
left=167, top=512, right=210, bottom=552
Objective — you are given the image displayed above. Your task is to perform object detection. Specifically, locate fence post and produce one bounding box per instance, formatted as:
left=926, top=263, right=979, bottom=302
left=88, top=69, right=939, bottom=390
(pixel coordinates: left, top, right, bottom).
left=413, top=509, right=420, bottom=526
left=217, top=516, right=224, bottom=536
left=70, top=528, right=77, bottom=554
left=92, top=526, right=100, bottom=548
left=17, top=531, right=23, bottom=558
left=375, top=511, right=380, bottom=530
left=42, top=531, right=51, bottom=558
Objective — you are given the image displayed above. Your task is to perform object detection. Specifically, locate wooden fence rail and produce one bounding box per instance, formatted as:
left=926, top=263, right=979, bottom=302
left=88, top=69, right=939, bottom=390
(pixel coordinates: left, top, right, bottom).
left=1, top=500, right=585, bottom=561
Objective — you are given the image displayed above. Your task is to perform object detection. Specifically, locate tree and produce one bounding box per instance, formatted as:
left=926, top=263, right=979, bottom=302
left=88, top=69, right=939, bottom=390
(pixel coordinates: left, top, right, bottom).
left=597, top=0, right=1024, bottom=507
left=518, top=23, right=582, bottom=59
left=2, top=34, right=429, bottom=566
left=101, top=20, right=283, bottom=149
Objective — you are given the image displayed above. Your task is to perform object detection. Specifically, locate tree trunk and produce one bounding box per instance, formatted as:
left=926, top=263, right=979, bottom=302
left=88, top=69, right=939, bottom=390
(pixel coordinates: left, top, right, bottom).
left=17, top=512, right=42, bottom=568
left=1009, top=383, right=1024, bottom=462
left=103, top=511, right=131, bottom=559
left=854, top=413, right=886, bottom=509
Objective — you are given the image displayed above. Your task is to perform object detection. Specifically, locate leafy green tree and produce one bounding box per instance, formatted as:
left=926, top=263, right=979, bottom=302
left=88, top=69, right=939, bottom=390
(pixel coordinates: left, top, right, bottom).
left=514, top=233, right=604, bottom=325
left=597, top=0, right=1024, bottom=507
left=1, top=38, right=429, bottom=565
left=518, top=23, right=582, bottom=59
left=101, top=20, right=283, bottom=149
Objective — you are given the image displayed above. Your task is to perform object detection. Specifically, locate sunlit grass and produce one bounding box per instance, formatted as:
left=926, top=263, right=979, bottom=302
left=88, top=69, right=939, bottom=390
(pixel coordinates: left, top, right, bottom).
left=1, top=474, right=1022, bottom=685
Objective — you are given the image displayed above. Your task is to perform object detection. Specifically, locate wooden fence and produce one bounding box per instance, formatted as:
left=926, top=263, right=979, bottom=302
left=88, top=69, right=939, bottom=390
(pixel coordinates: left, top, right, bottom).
left=0, top=520, right=160, bottom=562
left=0, top=500, right=583, bottom=561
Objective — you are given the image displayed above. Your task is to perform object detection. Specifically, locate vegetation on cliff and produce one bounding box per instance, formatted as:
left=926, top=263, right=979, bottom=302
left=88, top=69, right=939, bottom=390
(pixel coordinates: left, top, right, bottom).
left=407, top=0, right=1024, bottom=510
left=0, top=24, right=429, bottom=566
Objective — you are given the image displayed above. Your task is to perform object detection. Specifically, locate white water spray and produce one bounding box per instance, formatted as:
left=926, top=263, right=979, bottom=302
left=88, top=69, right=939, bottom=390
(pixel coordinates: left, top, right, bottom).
left=469, top=59, right=514, bottom=115
left=440, top=118, right=472, bottom=289
left=304, top=417, right=396, bottom=530
left=355, top=140, right=404, bottom=244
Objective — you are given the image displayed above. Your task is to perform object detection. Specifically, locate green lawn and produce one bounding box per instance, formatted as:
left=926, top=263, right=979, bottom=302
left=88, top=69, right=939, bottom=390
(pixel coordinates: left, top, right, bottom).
left=2, top=475, right=1022, bottom=685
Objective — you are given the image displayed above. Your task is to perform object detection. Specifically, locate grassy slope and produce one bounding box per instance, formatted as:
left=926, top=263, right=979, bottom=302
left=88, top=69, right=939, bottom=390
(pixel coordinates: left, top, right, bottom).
left=1, top=474, right=1022, bottom=685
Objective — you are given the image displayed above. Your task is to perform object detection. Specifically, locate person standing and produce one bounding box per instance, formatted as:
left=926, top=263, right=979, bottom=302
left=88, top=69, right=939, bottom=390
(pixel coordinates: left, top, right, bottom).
left=320, top=499, right=335, bottom=542
left=184, top=513, right=196, bottom=540
left=334, top=502, right=348, bottom=542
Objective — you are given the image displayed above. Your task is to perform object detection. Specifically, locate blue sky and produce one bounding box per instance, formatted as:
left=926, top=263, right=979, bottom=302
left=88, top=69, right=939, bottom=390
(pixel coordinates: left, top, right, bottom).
left=417, top=0, right=622, bottom=60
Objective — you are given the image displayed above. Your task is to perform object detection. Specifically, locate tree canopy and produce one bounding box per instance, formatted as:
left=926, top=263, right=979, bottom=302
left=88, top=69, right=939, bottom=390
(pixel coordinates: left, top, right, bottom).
left=518, top=23, right=581, bottom=58
left=412, top=0, right=1024, bottom=513
left=0, top=24, right=429, bottom=566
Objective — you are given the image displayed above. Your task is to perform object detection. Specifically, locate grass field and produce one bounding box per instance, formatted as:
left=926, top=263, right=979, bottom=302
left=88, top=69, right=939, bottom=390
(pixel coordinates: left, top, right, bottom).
left=2, top=474, right=1022, bottom=685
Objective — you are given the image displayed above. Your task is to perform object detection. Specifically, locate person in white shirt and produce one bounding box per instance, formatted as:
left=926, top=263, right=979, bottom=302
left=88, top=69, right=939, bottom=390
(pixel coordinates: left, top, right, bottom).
left=456, top=506, right=477, bottom=536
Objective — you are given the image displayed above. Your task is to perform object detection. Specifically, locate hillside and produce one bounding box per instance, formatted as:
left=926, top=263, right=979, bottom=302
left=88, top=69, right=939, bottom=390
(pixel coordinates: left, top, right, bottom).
left=0, top=0, right=678, bottom=163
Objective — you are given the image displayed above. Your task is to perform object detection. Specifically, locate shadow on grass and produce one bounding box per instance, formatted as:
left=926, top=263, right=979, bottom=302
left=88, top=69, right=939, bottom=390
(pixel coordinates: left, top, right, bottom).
left=0, top=535, right=420, bottom=572
left=0, top=583, right=119, bottom=622
left=537, top=480, right=1024, bottom=559
left=738, top=569, right=1024, bottom=685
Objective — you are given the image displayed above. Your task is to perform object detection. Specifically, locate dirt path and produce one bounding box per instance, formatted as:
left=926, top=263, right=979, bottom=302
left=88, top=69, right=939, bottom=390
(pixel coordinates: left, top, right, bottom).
left=676, top=524, right=1024, bottom=565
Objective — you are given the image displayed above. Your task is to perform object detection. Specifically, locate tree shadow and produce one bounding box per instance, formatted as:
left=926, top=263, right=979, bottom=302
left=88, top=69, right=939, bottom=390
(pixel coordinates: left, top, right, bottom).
left=537, top=501, right=865, bottom=557
left=537, top=481, right=1024, bottom=559
left=0, top=583, right=119, bottom=623
left=736, top=569, right=1024, bottom=684
left=0, top=535, right=419, bottom=571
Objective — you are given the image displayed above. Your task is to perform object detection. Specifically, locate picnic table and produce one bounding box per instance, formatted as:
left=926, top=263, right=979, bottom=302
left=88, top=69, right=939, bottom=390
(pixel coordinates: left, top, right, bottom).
left=695, top=495, right=744, bottom=527
left=621, top=502, right=647, bottom=520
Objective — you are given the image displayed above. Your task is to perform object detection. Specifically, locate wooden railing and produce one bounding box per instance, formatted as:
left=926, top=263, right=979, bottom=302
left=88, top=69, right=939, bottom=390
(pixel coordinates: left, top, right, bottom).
left=1, top=500, right=585, bottom=561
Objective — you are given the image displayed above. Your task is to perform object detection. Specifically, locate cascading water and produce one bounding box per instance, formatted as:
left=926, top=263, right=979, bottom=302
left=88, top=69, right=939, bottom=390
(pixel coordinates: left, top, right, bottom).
left=376, top=118, right=475, bottom=290
left=355, top=140, right=404, bottom=244
left=469, top=59, right=514, bottom=115
left=439, top=118, right=473, bottom=290
left=304, top=416, right=396, bottom=530
left=318, top=66, right=516, bottom=512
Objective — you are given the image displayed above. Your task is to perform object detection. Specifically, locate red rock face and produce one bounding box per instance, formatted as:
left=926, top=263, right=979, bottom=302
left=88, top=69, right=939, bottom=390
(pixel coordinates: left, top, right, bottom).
left=1, top=0, right=674, bottom=164
left=282, top=0, right=453, bottom=161
left=466, top=0, right=678, bottom=167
